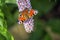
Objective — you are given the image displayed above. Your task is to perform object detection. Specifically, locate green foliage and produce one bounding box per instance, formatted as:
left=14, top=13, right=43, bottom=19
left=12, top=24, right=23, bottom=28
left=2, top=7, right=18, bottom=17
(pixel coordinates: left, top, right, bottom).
left=0, top=0, right=14, bottom=40
left=44, top=34, right=52, bottom=40
left=47, top=19, right=60, bottom=34
left=1, top=3, right=18, bottom=27
left=31, top=0, right=55, bottom=13
left=0, top=34, right=6, bottom=40
left=0, top=9, right=14, bottom=40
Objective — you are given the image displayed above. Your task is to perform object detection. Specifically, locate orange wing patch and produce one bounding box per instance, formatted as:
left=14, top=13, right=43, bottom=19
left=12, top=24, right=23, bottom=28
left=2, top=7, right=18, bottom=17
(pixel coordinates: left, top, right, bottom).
left=28, top=9, right=35, bottom=18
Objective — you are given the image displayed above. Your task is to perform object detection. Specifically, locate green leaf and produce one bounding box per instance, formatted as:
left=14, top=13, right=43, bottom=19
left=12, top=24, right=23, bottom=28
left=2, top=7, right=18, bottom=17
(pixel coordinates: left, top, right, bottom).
left=0, top=34, right=6, bottom=40
left=5, top=0, right=16, bottom=4
left=0, top=9, right=14, bottom=40
left=1, top=0, right=5, bottom=3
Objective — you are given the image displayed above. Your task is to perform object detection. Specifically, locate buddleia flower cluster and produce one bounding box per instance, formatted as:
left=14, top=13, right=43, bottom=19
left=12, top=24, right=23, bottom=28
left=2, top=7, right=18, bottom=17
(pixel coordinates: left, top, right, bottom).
left=23, top=17, right=34, bottom=33
left=16, top=0, right=38, bottom=33
left=16, top=0, right=32, bottom=12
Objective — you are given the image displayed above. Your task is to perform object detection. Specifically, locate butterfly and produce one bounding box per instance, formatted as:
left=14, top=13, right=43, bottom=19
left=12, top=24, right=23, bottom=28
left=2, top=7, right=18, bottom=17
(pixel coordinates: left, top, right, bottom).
left=18, top=9, right=38, bottom=24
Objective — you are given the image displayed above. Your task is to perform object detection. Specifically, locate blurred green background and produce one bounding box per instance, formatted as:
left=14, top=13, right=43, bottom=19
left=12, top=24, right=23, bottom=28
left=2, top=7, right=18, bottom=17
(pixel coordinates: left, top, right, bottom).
left=0, top=0, right=60, bottom=40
